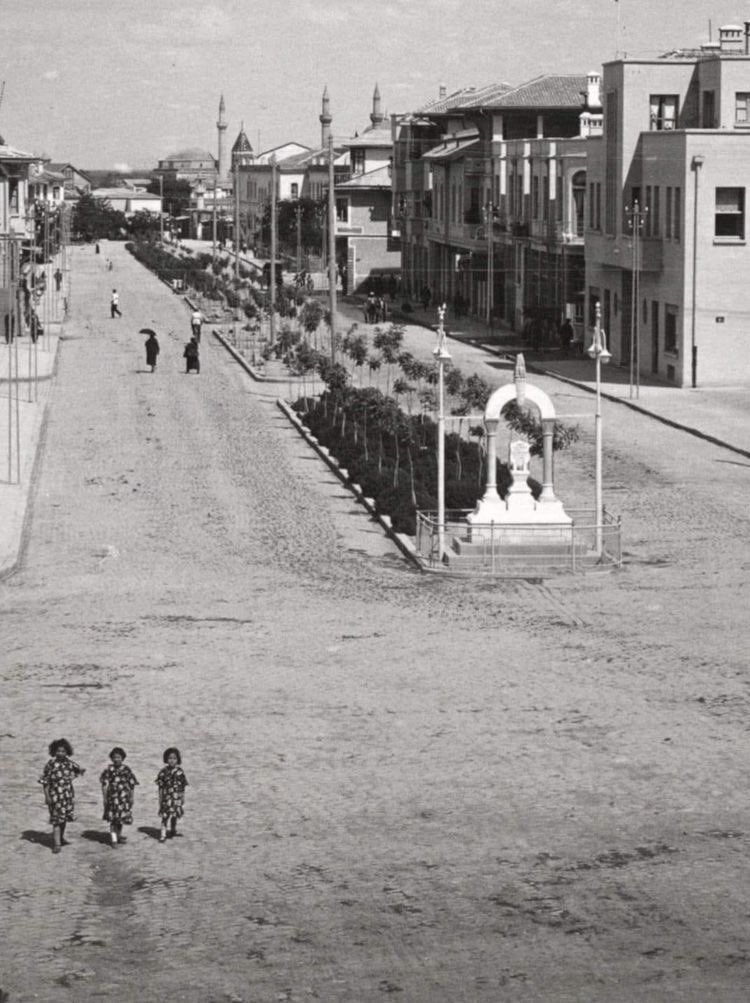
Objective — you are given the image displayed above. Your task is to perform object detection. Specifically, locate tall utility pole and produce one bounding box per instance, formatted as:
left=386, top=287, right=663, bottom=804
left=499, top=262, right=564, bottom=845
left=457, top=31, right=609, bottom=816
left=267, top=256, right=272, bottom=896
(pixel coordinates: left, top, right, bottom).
left=158, top=176, right=164, bottom=242
left=212, top=174, right=217, bottom=262
left=234, top=160, right=240, bottom=280
left=295, top=203, right=302, bottom=275
left=484, top=201, right=494, bottom=327
left=270, top=156, right=277, bottom=345
left=327, top=134, right=337, bottom=363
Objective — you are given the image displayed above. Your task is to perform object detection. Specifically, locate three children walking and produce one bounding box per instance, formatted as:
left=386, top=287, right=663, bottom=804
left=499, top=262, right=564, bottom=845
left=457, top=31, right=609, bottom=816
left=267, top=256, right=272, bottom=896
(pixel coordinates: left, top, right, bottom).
left=39, top=739, right=188, bottom=854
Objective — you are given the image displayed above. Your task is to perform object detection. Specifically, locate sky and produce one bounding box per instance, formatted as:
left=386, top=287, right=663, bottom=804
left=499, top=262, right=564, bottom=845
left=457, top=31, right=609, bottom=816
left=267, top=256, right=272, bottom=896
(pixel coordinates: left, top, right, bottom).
left=0, top=0, right=745, bottom=170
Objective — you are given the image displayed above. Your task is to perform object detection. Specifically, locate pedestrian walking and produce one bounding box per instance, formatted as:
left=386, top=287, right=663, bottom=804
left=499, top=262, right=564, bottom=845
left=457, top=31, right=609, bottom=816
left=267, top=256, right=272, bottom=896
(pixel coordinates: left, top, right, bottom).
left=156, top=747, right=188, bottom=843
left=39, top=738, right=86, bottom=854
left=95, top=242, right=100, bottom=255
left=110, top=289, right=122, bottom=319
left=183, top=335, right=200, bottom=374
left=560, top=317, right=574, bottom=356
left=190, top=308, right=203, bottom=343
left=144, top=331, right=160, bottom=372
left=107, top=259, right=113, bottom=272
left=53, top=268, right=63, bottom=292
left=100, top=747, right=139, bottom=848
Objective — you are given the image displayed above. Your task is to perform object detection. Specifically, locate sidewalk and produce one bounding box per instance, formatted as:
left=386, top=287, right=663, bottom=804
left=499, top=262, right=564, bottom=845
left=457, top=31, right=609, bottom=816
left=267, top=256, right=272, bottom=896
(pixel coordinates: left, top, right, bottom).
left=340, top=295, right=750, bottom=460
left=0, top=284, right=66, bottom=576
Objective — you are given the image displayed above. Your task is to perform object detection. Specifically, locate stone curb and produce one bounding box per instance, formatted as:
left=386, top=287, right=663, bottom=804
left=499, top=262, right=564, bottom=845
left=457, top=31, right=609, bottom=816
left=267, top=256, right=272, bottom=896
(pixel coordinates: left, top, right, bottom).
left=275, top=398, right=422, bottom=571
left=211, top=325, right=267, bottom=381
left=529, top=366, right=750, bottom=461
left=465, top=339, right=750, bottom=462
left=183, top=292, right=268, bottom=383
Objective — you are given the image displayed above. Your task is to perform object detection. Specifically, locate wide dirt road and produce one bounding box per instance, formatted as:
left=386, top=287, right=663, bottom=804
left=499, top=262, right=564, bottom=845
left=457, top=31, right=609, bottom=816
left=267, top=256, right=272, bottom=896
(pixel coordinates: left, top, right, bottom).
left=2, top=243, right=750, bottom=1003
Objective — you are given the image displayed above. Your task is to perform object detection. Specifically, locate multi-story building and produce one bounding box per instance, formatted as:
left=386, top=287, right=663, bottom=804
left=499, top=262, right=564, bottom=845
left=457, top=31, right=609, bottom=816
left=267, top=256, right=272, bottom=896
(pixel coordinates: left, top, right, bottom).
left=586, top=22, right=750, bottom=385
left=0, top=141, right=36, bottom=239
left=333, top=85, right=400, bottom=293
left=394, top=75, right=601, bottom=333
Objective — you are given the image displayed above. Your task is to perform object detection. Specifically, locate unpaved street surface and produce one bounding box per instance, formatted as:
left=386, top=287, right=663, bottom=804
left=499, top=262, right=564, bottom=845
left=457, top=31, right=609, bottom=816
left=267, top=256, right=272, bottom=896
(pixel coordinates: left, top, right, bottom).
left=2, top=244, right=750, bottom=1002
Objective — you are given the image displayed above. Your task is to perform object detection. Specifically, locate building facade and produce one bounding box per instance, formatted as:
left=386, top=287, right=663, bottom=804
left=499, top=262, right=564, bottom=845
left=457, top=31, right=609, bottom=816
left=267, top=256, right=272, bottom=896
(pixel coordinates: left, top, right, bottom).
left=586, top=23, right=750, bottom=385
left=394, top=75, right=600, bottom=335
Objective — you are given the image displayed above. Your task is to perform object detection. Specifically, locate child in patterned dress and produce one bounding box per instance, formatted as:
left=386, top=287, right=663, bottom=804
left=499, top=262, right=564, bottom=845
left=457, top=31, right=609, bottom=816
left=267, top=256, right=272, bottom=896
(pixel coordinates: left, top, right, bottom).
left=156, top=747, right=188, bottom=843
left=100, top=747, right=139, bottom=847
left=39, top=738, right=86, bottom=854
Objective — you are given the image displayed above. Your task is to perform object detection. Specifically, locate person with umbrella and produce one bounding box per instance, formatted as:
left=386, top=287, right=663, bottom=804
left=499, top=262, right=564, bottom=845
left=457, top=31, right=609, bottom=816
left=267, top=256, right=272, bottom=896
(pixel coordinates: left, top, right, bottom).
left=141, top=328, right=160, bottom=373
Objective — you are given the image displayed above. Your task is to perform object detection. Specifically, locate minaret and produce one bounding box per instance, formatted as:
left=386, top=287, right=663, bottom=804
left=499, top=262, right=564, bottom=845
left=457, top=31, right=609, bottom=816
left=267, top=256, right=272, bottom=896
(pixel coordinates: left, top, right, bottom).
left=370, top=83, right=384, bottom=128
left=217, top=94, right=228, bottom=180
left=320, top=85, right=332, bottom=148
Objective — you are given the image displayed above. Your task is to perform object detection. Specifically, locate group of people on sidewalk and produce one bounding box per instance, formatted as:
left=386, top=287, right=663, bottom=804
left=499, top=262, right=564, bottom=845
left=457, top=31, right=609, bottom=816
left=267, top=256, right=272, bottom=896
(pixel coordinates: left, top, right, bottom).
left=39, top=738, right=189, bottom=853
left=140, top=307, right=205, bottom=375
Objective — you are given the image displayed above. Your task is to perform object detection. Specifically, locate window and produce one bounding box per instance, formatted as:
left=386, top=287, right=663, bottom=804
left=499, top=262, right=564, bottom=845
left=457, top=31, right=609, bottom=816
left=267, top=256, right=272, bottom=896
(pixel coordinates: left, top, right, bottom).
left=703, top=91, right=716, bottom=128
left=674, top=187, right=681, bottom=241
left=596, top=182, right=602, bottom=230
left=666, top=187, right=672, bottom=237
left=651, top=186, right=660, bottom=237
left=715, top=187, right=745, bottom=239
left=645, top=186, right=652, bottom=236
left=736, top=93, right=750, bottom=124
left=650, top=95, right=678, bottom=130
left=335, top=198, right=348, bottom=222
left=290, top=183, right=298, bottom=198
left=532, top=176, right=539, bottom=219
left=665, top=305, right=678, bottom=353
left=351, top=149, right=365, bottom=175
left=589, top=183, right=596, bottom=228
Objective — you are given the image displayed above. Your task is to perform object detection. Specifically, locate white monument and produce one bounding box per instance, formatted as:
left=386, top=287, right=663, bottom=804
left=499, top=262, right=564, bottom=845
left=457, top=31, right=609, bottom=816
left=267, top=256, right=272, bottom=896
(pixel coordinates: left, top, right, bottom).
left=465, top=355, right=571, bottom=545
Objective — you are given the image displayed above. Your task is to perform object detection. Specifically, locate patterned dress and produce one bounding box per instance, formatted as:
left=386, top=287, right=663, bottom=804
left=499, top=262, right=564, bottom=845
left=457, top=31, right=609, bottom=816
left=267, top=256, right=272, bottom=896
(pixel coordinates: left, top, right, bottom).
left=100, top=764, right=139, bottom=825
left=156, top=765, right=188, bottom=822
left=39, top=757, right=84, bottom=825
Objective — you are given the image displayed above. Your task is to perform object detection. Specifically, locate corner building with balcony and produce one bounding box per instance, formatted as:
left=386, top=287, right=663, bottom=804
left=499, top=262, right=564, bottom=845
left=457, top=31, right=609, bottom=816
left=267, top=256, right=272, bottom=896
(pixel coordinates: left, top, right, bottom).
left=586, top=23, right=750, bottom=386
left=393, top=75, right=601, bottom=335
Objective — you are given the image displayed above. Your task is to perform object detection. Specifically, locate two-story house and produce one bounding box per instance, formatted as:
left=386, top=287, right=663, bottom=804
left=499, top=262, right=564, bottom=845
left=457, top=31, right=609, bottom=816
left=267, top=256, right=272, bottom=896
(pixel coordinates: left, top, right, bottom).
left=394, top=74, right=601, bottom=331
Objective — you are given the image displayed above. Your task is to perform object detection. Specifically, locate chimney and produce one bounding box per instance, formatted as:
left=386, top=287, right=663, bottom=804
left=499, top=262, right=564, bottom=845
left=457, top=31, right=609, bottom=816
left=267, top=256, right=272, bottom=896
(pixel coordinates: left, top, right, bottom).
left=586, top=71, right=601, bottom=109
left=439, top=83, right=447, bottom=100
left=718, top=24, right=743, bottom=52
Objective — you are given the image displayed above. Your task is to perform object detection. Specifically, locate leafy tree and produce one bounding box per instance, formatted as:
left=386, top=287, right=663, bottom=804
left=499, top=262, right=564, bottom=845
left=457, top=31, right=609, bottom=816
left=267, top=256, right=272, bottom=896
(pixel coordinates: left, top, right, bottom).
left=72, top=193, right=128, bottom=240
left=259, top=197, right=325, bottom=258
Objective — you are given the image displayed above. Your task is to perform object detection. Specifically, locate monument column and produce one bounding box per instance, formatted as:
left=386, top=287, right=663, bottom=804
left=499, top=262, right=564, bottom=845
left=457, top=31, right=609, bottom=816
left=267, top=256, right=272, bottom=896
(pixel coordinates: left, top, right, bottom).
left=483, top=418, right=501, bottom=502
left=540, top=418, right=556, bottom=502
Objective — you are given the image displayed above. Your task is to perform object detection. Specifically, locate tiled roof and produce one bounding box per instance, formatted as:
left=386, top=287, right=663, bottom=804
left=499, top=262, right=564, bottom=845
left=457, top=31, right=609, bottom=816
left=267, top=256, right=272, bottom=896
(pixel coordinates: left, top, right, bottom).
left=422, top=137, right=480, bottom=162
left=336, top=164, right=390, bottom=189
left=0, top=144, right=36, bottom=161
left=418, top=83, right=513, bottom=114
left=465, top=74, right=588, bottom=109
left=348, top=126, right=392, bottom=149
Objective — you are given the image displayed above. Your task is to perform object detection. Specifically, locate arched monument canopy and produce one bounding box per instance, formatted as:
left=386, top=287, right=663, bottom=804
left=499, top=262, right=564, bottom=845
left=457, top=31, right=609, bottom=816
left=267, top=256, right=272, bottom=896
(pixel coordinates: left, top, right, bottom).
left=484, top=381, right=556, bottom=423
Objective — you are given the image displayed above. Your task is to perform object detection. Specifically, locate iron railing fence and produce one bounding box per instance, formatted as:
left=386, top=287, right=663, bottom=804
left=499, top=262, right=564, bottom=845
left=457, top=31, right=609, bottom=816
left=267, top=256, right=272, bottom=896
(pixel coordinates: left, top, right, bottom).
left=415, top=507, right=621, bottom=577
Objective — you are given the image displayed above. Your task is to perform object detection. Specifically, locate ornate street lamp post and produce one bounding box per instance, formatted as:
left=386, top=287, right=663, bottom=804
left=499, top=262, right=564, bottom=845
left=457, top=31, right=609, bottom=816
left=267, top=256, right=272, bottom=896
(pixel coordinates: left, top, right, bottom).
left=690, top=155, right=705, bottom=388
left=588, top=301, right=611, bottom=556
left=625, top=199, right=647, bottom=399
left=434, top=304, right=451, bottom=560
